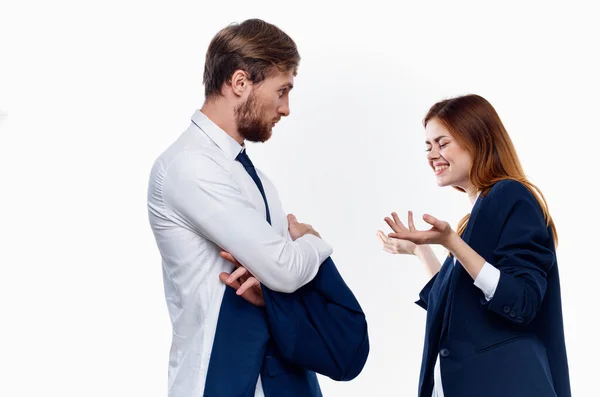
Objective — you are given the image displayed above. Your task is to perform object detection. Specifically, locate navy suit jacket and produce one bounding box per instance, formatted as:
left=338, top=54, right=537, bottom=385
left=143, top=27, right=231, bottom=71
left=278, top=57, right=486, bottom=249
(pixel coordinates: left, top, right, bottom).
left=204, top=256, right=369, bottom=396
left=262, top=257, right=370, bottom=381
left=416, top=180, right=570, bottom=397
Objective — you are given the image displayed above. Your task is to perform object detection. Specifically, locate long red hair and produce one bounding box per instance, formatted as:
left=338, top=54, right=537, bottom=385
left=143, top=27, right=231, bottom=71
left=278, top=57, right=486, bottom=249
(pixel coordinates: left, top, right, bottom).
left=424, top=94, right=558, bottom=245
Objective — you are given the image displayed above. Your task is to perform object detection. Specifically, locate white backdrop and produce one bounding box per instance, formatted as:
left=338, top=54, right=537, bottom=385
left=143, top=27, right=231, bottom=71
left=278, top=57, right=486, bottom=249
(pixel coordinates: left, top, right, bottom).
left=1, top=0, right=598, bottom=396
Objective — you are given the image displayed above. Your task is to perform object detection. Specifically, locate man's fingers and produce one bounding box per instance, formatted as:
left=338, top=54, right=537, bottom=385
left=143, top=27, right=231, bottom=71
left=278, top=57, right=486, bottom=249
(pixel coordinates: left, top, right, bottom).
left=236, top=277, right=260, bottom=296
left=287, top=213, right=298, bottom=224
left=219, top=272, right=241, bottom=290
left=226, top=266, right=248, bottom=283
left=220, top=251, right=241, bottom=267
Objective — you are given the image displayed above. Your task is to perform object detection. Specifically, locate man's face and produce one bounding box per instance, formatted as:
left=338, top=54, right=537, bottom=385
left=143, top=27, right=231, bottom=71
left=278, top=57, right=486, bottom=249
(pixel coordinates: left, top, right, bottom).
left=235, top=70, right=294, bottom=142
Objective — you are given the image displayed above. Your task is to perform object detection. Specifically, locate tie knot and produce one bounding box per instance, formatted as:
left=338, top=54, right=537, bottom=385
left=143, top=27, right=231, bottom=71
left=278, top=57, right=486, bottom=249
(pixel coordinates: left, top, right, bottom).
left=236, top=150, right=254, bottom=169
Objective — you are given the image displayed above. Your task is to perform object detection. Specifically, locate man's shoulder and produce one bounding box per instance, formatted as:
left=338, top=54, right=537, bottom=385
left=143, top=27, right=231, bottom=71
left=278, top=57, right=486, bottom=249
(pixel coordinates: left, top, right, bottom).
left=153, top=132, right=230, bottom=179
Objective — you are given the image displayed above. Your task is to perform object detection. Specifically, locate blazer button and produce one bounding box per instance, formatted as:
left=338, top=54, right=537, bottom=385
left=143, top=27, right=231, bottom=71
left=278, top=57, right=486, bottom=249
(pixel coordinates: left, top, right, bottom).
left=440, top=349, right=450, bottom=358
left=517, top=316, right=524, bottom=323
left=509, top=310, right=516, bottom=318
left=503, top=306, right=510, bottom=314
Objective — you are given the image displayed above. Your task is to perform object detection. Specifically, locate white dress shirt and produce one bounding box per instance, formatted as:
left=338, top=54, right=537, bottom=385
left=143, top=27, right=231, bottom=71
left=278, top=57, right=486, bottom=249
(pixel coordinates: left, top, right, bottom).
left=432, top=194, right=501, bottom=397
left=147, top=110, right=333, bottom=397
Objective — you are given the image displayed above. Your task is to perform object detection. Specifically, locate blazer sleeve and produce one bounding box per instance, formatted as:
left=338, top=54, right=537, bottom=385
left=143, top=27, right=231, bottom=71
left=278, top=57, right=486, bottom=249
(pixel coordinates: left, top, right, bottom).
left=260, top=257, right=369, bottom=381
left=483, top=181, right=556, bottom=326
left=415, top=273, right=439, bottom=311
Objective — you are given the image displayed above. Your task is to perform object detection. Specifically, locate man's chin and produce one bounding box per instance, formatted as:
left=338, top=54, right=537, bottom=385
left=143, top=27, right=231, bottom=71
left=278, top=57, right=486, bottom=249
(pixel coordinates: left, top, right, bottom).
left=262, top=129, right=273, bottom=142
left=248, top=130, right=272, bottom=143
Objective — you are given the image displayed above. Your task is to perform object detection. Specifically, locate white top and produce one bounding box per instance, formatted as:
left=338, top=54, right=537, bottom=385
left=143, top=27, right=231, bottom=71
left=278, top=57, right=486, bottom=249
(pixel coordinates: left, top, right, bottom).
left=147, top=110, right=333, bottom=396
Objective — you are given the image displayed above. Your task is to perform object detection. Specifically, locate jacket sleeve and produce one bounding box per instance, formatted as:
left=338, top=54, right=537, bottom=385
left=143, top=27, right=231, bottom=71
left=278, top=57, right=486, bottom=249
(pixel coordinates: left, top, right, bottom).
left=483, top=181, right=556, bottom=326
left=415, top=273, right=439, bottom=311
left=261, top=257, right=369, bottom=381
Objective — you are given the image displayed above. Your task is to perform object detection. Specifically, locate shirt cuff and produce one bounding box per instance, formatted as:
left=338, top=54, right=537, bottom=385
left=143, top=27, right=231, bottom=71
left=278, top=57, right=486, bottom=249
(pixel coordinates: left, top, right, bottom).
left=299, top=233, right=333, bottom=264
left=474, top=262, right=501, bottom=301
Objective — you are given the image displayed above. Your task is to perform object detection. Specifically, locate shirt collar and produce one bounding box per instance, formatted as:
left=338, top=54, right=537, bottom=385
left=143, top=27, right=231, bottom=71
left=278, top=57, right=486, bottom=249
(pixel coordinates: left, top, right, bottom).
left=190, top=109, right=244, bottom=160
left=470, top=190, right=482, bottom=210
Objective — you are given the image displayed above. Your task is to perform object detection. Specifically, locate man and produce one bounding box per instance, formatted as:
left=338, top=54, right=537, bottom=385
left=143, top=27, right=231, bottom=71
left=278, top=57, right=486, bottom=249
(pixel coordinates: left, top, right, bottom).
left=148, top=19, right=368, bottom=397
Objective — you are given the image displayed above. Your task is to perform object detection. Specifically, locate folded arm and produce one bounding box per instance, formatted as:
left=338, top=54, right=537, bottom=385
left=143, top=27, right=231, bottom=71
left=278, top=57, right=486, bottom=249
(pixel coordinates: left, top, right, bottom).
left=163, top=151, right=332, bottom=292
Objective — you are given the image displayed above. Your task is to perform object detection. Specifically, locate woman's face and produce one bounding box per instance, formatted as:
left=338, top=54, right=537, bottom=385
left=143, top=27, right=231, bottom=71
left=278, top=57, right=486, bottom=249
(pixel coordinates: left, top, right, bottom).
left=424, top=117, right=474, bottom=192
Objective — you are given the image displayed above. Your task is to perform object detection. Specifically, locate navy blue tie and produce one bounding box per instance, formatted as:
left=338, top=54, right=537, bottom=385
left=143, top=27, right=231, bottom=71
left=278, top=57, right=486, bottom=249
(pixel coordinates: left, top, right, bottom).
left=236, top=149, right=271, bottom=225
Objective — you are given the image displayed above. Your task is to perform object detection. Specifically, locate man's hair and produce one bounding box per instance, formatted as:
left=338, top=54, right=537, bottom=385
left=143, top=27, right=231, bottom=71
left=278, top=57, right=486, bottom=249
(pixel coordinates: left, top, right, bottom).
left=203, top=19, right=300, bottom=99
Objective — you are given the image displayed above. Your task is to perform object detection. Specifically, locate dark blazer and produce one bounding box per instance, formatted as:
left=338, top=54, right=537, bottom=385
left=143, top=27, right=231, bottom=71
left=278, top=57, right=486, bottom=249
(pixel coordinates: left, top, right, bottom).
left=203, top=257, right=369, bottom=397
left=416, top=180, right=570, bottom=397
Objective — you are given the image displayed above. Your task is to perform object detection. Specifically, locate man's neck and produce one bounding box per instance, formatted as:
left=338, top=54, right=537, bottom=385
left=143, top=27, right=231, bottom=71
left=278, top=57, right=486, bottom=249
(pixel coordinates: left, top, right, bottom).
left=200, top=100, right=244, bottom=145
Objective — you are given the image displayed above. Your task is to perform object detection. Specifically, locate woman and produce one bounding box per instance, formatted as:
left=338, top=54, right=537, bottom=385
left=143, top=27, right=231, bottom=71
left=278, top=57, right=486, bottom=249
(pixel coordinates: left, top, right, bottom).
left=378, top=94, right=570, bottom=397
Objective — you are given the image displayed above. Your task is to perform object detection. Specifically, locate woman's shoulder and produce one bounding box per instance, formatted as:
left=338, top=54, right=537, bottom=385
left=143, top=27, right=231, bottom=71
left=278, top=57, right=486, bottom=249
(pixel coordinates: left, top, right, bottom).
left=480, top=179, right=545, bottom=224
left=484, top=179, right=537, bottom=206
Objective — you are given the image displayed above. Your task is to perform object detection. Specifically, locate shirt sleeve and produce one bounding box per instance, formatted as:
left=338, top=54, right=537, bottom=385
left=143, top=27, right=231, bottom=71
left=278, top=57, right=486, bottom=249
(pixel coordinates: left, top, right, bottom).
left=473, top=262, right=501, bottom=301
left=162, top=151, right=332, bottom=293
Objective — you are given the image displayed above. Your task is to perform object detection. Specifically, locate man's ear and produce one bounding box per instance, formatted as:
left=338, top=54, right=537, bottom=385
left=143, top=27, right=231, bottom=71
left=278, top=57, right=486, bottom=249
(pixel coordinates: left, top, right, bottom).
left=231, top=70, right=250, bottom=97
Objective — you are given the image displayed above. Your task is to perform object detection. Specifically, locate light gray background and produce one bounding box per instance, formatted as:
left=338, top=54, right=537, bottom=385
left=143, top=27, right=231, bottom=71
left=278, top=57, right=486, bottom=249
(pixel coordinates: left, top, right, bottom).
left=1, top=0, right=597, bottom=395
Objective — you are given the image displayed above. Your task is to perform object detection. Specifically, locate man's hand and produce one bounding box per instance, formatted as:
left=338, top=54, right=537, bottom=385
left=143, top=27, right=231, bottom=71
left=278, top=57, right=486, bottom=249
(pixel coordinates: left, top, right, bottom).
left=218, top=251, right=265, bottom=307
left=287, top=213, right=321, bottom=240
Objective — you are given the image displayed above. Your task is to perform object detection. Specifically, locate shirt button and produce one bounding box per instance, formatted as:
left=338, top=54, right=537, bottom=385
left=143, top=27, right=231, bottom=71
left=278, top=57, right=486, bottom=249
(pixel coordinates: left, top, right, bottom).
left=440, top=349, right=450, bottom=358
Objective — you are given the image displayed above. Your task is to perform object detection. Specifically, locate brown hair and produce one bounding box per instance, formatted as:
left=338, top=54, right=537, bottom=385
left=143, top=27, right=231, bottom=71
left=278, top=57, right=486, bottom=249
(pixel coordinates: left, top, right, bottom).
left=203, top=19, right=300, bottom=99
left=424, top=94, right=558, bottom=245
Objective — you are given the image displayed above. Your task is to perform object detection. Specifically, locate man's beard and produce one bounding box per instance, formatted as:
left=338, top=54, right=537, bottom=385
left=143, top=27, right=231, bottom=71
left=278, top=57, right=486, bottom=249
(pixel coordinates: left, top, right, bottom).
left=235, top=91, right=273, bottom=143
